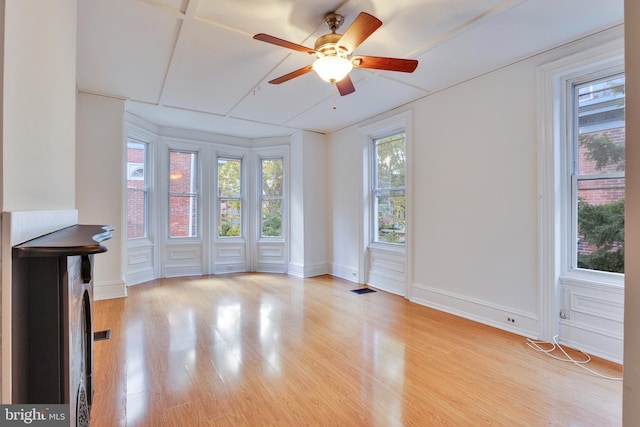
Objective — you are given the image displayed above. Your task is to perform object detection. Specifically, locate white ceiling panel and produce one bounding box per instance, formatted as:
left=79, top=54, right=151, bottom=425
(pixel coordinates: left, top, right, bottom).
left=76, top=0, right=624, bottom=139
left=195, top=0, right=343, bottom=44
left=335, top=0, right=509, bottom=58
left=284, top=74, right=428, bottom=133
left=402, top=0, right=623, bottom=93
left=230, top=51, right=345, bottom=125
left=160, top=18, right=283, bottom=115
left=127, top=101, right=298, bottom=138
left=138, top=0, right=188, bottom=14
left=77, top=0, right=181, bottom=103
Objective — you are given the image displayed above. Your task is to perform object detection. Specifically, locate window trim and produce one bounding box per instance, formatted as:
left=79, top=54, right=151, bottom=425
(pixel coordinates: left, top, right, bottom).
left=359, top=111, right=412, bottom=296
left=259, top=156, right=285, bottom=240
left=168, top=148, right=200, bottom=239
left=371, top=131, right=407, bottom=247
left=215, top=155, right=245, bottom=240
left=569, top=72, right=625, bottom=276
left=565, top=68, right=625, bottom=282
left=537, top=38, right=624, bottom=340
left=126, top=137, right=149, bottom=240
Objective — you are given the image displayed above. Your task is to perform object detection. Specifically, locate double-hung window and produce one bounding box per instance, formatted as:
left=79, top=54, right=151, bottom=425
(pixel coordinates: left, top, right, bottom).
left=260, top=158, right=283, bottom=237
left=372, top=132, right=406, bottom=245
left=127, top=138, right=148, bottom=239
left=217, top=157, right=243, bottom=238
left=169, top=149, right=198, bottom=238
left=571, top=73, right=625, bottom=274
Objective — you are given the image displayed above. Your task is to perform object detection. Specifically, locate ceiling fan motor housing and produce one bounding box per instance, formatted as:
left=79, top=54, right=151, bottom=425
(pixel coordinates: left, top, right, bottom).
left=324, top=13, right=344, bottom=32
left=314, top=33, right=347, bottom=57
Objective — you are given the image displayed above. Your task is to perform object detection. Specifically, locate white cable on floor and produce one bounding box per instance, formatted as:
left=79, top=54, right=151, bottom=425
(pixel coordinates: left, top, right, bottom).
left=526, top=335, right=622, bottom=381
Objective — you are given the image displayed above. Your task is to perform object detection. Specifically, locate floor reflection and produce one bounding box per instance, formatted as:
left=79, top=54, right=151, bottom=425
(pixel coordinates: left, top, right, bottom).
left=215, top=302, right=242, bottom=378
left=259, top=297, right=282, bottom=375
left=370, top=329, right=405, bottom=426
left=125, top=318, right=146, bottom=425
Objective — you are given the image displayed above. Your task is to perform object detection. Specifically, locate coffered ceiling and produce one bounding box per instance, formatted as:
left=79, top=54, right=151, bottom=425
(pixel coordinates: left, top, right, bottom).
left=76, top=0, right=623, bottom=139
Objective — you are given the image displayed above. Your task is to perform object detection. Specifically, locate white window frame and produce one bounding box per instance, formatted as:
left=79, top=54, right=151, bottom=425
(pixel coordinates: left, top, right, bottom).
left=168, top=148, right=199, bottom=239
left=371, top=132, right=407, bottom=246
left=359, top=111, right=412, bottom=297
left=215, top=155, right=245, bottom=240
left=570, top=74, right=625, bottom=274
left=259, top=156, right=285, bottom=239
left=537, top=38, right=624, bottom=340
left=126, top=137, right=149, bottom=240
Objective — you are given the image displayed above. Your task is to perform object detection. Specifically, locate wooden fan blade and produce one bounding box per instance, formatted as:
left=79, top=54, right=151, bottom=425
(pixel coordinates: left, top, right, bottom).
left=253, top=33, right=316, bottom=54
left=336, top=75, right=355, bottom=96
left=351, top=55, right=418, bottom=73
left=337, top=12, right=382, bottom=53
left=268, top=65, right=314, bottom=84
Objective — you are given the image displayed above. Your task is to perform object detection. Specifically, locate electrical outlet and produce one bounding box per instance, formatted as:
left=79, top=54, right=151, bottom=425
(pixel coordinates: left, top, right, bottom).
left=505, top=314, right=517, bottom=325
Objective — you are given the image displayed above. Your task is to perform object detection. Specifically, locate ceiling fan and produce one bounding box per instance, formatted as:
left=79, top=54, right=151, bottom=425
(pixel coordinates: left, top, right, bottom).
left=253, top=12, right=418, bottom=96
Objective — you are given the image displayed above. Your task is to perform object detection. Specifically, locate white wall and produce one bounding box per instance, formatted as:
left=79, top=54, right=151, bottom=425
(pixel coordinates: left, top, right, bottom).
left=302, top=132, right=329, bottom=275
left=2, top=0, right=77, bottom=211
left=0, top=0, right=78, bottom=403
left=289, top=132, right=304, bottom=273
left=624, top=0, right=640, bottom=424
left=329, top=26, right=625, bottom=349
left=328, top=126, right=362, bottom=281
left=76, top=92, right=126, bottom=299
left=289, top=131, right=329, bottom=277
left=409, top=57, right=539, bottom=327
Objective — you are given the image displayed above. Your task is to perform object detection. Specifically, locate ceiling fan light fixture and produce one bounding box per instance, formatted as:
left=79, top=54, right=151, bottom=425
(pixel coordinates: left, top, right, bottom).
left=312, top=55, right=353, bottom=83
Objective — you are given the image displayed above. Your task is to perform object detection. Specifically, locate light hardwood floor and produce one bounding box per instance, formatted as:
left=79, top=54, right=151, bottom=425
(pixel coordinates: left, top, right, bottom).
left=90, top=274, right=622, bottom=426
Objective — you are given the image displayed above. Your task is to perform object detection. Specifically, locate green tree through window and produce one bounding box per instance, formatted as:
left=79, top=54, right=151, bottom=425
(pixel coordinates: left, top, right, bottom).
left=217, top=158, right=242, bottom=237
left=373, top=133, right=406, bottom=244
left=261, top=158, right=283, bottom=237
left=575, top=74, right=625, bottom=273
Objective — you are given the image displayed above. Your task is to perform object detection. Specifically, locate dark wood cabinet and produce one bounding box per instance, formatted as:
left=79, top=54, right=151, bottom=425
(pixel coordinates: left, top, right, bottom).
left=12, top=225, right=112, bottom=426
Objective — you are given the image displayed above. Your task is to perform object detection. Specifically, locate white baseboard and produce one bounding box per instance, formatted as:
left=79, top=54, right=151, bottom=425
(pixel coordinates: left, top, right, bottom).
left=288, top=262, right=329, bottom=278
left=410, top=282, right=539, bottom=339
left=330, top=263, right=359, bottom=283
left=94, top=280, right=127, bottom=300
left=125, top=269, right=154, bottom=286
left=367, top=281, right=404, bottom=296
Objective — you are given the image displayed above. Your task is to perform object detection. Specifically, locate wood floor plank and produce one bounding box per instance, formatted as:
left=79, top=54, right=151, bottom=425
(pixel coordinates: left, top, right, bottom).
left=90, top=274, right=622, bottom=426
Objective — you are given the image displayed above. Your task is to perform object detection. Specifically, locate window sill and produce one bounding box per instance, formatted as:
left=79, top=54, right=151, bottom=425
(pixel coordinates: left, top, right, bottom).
left=368, top=242, right=406, bottom=254
left=257, top=237, right=285, bottom=243
left=215, top=237, right=246, bottom=244
left=560, top=268, right=624, bottom=290
left=127, top=237, right=153, bottom=248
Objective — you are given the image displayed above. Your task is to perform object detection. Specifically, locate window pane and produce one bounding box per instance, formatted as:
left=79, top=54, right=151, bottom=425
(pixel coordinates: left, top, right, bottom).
left=219, top=200, right=241, bottom=237
left=576, top=75, right=625, bottom=175
left=574, top=74, right=625, bottom=273
left=376, top=190, right=405, bottom=244
left=169, top=150, right=198, bottom=238
left=127, top=140, right=147, bottom=239
left=170, top=151, right=197, bottom=193
left=373, top=132, right=406, bottom=245
left=375, top=134, right=405, bottom=190
left=218, top=158, right=241, bottom=197
left=170, top=195, right=198, bottom=237
left=127, top=188, right=146, bottom=239
left=577, top=178, right=625, bottom=273
left=262, top=199, right=282, bottom=237
left=577, top=129, right=625, bottom=175
left=262, top=159, right=283, bottom=197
